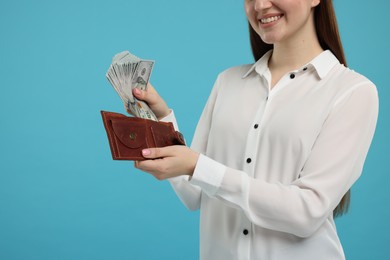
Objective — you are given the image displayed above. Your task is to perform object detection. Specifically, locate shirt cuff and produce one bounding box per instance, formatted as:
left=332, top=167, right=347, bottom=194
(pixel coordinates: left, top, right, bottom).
left=159, top=109, right=179, bottom=131
left=189, top=154, right=226, bottom=197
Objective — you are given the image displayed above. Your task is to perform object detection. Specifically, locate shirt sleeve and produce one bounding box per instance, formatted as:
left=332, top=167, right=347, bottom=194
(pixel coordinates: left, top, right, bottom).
left=159, top=110, right=179, bottom=132
left=159, top=111, right=201, bottom=211
left=166, top=75, right=223, bottom=211
left=189, top=81, right=379, bottom=237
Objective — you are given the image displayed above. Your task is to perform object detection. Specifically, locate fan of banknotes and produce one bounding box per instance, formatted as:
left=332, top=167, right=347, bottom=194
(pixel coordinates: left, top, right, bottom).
left=106, top=51, right=158, bottom=121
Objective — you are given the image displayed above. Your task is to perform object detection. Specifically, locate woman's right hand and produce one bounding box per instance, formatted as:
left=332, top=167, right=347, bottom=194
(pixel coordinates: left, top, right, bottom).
left=128, top=83, right=171, bottom=120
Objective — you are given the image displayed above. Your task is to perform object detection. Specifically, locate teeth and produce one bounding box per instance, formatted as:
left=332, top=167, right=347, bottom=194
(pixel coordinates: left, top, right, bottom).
left=260, top=15, right=281, bottom=24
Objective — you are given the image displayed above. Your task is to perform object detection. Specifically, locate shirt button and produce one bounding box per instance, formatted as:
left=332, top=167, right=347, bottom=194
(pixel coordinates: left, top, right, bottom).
left=254, top=124, right=259, bottom=129
left=303, top=67, right=308, bottom=71
left=246, top=158, right=252, bottom=164
left=243, top=229, right=249, bottom=235
left=290, top=73, right=295, bottom=79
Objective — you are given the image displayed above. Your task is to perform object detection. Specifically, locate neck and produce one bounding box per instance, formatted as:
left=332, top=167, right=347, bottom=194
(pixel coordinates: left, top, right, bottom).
left=269, top=14, right=324, bottom=72
left=270, top=40, right=323, bottom=71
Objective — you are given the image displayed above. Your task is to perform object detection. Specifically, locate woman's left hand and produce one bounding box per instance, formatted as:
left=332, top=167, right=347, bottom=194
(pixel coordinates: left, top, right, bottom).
left=135, top=146, right=200, bottom=180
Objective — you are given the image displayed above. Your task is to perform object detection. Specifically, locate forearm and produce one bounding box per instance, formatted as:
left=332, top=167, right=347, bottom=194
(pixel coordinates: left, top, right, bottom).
left=169, top=175, right=202, bottom=211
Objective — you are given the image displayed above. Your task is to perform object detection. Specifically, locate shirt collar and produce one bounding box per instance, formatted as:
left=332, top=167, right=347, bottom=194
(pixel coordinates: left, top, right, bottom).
left=309, top=50, right=340, bottom=79
left=242, top=50, right=340, bottom=79
left=242, top=50, right=272, bottom=79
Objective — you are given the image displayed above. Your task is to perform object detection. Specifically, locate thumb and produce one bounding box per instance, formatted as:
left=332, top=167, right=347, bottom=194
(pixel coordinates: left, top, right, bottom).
left=142, top=147, right=175, bottom=159
left=133, top=88, right=146, bottom=101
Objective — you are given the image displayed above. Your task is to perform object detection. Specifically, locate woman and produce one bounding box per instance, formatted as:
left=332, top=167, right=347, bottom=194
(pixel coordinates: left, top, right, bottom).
left=132, top=0, right=378, bottom=259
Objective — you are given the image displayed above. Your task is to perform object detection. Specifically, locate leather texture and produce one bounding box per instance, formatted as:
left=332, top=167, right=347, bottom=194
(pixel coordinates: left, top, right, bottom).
left=101, top=111, right=185, bottom=160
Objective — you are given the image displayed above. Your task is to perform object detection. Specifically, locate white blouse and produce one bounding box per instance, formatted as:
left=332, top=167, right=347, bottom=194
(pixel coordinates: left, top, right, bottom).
left=165, top=50, right=378, bottom=260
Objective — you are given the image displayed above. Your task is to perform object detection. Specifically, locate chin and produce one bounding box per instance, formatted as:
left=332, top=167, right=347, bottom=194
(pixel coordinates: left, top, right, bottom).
left=255, top=31, right=275, bottom=44
left=259, top=36, right=278, bottom=45
left=259, top=32, right=286, bottom=45
left=262, top=38, right=276, bottom=44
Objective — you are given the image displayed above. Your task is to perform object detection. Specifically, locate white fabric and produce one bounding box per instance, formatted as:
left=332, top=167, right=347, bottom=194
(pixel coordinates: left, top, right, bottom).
left=166, top=50, right=378, bottom=260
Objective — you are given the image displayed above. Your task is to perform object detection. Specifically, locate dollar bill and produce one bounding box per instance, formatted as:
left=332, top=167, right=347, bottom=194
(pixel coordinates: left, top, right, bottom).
left=132, top=60, right=154, bottom=91
left=106, top=51, right=157, bottom=121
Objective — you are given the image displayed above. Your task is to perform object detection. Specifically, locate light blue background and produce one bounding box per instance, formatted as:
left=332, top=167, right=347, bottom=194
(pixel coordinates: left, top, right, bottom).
left=0, top=0, right=389, bottom=259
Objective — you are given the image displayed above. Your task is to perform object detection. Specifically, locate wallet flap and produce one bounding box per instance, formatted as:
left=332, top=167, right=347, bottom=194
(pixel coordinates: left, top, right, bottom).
left=111, top=119, right=147, bottom=149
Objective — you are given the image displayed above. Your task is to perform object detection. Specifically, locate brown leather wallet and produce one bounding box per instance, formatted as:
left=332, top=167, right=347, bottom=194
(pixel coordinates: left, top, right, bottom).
left=101, top=111, right=185, bottom=160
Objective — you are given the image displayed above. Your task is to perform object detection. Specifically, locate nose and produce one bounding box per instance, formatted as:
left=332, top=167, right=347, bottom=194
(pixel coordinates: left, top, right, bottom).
left=254, top=0, right=273, bottom=11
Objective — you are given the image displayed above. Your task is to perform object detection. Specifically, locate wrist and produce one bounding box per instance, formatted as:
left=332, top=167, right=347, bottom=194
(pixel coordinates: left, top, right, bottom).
left=188, top=152, right=200, bottom=177
left=157, top=108, right=172, bottom=120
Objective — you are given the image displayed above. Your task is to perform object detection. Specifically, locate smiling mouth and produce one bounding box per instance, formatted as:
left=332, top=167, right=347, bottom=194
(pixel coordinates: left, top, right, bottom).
left=260, top=15, right=283, bottom=24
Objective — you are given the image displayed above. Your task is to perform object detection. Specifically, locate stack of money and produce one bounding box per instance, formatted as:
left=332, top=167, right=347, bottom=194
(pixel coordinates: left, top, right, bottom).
left=106, top=51, right=158, bottom=121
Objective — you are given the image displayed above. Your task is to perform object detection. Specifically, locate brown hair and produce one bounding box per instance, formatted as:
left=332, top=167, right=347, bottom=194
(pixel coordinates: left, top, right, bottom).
left=248, top=0, right=349, bottom=217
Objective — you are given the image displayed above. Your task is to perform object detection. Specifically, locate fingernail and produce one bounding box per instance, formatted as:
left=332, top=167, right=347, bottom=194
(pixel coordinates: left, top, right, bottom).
left=142, top=149, right=150, bottom=156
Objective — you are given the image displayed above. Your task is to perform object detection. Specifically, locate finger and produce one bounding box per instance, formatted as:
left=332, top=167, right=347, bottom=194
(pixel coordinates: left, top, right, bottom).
left=142, top=146, right=178, bottom=159
left=136, top=158, right=166, bottom=175
left=134, top=84, right=161, bottom=103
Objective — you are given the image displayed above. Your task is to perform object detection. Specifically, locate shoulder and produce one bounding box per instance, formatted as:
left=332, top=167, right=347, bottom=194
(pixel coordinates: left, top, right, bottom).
left=217, top=64, right=254, bottom=82
left=330, top=64, right=376, bottom=92
left=210, top=64, right=259, bottom=97
left=207, top=64, right=256, bottom=99
left=324, top=63, right=377, bottom=100
left=328, top=64, right=378, bottom=108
